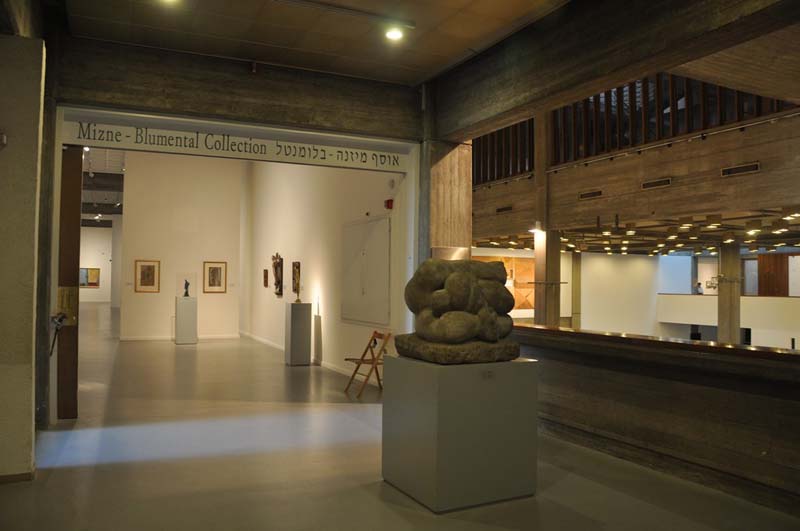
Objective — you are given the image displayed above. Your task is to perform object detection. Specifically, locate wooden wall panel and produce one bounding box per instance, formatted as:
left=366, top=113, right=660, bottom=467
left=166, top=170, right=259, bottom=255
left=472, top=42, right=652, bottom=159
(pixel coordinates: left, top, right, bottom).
left=758, top=254, right=790, bottom=296
left=430, top=142, right=472, bottom=248
left=472, top=177, right=537, bottom=239
left=548, top=114, right=800, bottom=229
left=513, top=327, right=800, bottom=515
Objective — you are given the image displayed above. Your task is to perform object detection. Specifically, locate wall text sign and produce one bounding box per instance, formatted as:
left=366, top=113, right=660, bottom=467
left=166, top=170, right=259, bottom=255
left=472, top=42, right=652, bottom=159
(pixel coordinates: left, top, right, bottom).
left=63, top=121, right=408, bottom=173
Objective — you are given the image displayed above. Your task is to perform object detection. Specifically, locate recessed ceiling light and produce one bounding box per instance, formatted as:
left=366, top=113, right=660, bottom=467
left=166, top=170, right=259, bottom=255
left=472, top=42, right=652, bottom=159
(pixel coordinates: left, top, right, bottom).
left=83, top=146, right=90, bottom=152
left=386, top=28, right=403, bottom=41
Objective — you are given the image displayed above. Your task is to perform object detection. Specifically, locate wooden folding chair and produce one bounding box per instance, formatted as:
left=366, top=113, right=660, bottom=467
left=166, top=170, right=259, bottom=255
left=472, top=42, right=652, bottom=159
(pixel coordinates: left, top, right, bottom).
left=344, top=330, right=391, bottom=398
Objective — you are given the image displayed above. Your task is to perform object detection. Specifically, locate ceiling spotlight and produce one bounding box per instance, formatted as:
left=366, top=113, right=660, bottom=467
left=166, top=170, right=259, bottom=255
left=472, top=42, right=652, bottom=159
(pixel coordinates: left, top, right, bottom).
left=83, top=146, right=90, bottom=152
left=705, top=214, right=722, bottom=229
left=386, top=28, right=404, bottom=41
left=710, top=251, right=718, bottom=256
left=489, top=241, right=500, bottom=246
left=115, top=202, right=121, bottom=207
left=775, top=242, right=787, bottom=247
left=560, top=236, right=569, bottom=242
left=745, top=220, right=762, bottom=236
left=782, top=207, right=800, bottom=220
left=706, top=246, right=716, bottom=251
left=679, top=217, right=694, bottom=228
left=722, top=232, right=736, bottom=244
left=667, top=227, right=679, bottom=240
left=694, top=249, right=702, bottom=256
left=621, top=246, right=628, bottom=251
left=575, top=249, right=582, bottom=253
left=675, top=243, right=684, bottom=248
left=621, top=251, right=628, bottom=255
left=607, top=251, right=613, bottom=255
left=508, top=241, right=518, bottom=245
left=657, top=242, right=666, bottom=248
left=625, top=223, right=636, bottom=236
left=748, top=245, right=759, bottom=253
left=604, top=246, right=611, bottom=251
left=567, top=243, right=576, bottom=248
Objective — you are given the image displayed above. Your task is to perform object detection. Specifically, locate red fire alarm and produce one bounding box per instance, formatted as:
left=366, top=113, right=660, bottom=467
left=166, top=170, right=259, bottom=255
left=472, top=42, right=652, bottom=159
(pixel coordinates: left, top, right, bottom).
left=384, top=199, right=394, bottom=210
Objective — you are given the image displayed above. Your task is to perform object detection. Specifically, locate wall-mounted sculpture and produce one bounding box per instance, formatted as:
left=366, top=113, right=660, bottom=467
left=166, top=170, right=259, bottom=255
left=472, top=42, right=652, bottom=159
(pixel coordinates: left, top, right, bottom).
left=272, top=253, right=283, bottom=297
left=395, top=259, right=519, bottom=364
left=292, top=261, right=301, bottom=303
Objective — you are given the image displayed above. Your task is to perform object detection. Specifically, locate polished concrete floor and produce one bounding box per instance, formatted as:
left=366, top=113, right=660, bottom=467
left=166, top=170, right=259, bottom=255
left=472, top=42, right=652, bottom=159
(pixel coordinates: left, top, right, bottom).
left=1, top=302, right=798, bottom=530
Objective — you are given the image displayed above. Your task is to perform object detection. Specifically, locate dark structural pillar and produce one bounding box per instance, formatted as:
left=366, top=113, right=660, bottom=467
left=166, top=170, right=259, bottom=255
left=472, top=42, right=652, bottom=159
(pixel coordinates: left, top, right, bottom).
left=533, top=111, right=560, bottom=326
left=718, top=240, right=742, bottom=344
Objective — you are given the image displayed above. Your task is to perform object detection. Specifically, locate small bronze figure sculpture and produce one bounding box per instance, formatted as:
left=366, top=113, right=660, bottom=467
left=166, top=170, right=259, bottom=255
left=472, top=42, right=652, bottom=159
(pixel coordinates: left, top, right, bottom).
left=292, top=261, right=301, bottom=303
left=183, top=279, right=190, bottom=297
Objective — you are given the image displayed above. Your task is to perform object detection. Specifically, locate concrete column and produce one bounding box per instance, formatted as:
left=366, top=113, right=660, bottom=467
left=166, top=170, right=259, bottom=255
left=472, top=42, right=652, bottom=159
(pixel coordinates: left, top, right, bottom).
left=534, top=230, right=561, bottom=326
left=0, top=35, right=45, bottom=481
left=532, top=111, right=560, bottom=326
left=418, top=83, right=472, bottom=262
left=571, top=251, right=582, bottom=329
left=717, top=241, right=742, bottom=344
left=429, top=141, right=472, bottom=253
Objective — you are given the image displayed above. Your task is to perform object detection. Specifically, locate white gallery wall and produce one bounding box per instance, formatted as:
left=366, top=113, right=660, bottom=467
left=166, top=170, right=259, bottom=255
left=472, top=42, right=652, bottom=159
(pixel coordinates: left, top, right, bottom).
left=240, top=160, right=415, bottom=376
left=110, top=214, right=123, bottom=308
left=790, top=256, right=800, bottom=297
left=657, top=255, right=692, bottom=294
left=120, top=152, right=243, bottom=340
left=79, top=226, right=113, bottom=302
left=581, top=253, right=660, bottom=336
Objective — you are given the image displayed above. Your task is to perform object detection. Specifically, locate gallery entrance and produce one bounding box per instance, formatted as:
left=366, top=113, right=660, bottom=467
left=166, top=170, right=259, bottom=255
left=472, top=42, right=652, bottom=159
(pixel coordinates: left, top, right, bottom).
left=45, top=106, right=419, bottom=426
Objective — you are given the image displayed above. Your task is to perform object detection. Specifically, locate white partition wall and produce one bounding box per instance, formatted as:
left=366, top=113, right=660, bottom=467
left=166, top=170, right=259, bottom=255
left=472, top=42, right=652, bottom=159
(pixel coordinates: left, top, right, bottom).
left=120, top=152, right=243, bottom=340
left=241, top=160, right=415, bottom=375
left=79, top=226, right=112, bottom=303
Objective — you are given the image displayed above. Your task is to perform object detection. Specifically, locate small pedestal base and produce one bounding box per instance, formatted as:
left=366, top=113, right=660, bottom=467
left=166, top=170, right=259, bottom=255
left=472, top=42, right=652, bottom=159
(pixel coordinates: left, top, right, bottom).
left=175, top=297, right=197, bottom=345
left=285, top=302, right=311, bottom=366
left=382, top=355, right=538, bottom=513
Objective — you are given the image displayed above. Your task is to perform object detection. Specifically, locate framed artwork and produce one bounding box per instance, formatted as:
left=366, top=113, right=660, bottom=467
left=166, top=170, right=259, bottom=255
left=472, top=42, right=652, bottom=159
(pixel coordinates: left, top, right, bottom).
left=263, top=269, right=269, bottom=288
left=272, top=253, right=283, bottom=297
left=79, top=267, right=100, bottom=288
left=203, top=261, right=227, bottom=293
left=135, top=260, right=160, bottom=293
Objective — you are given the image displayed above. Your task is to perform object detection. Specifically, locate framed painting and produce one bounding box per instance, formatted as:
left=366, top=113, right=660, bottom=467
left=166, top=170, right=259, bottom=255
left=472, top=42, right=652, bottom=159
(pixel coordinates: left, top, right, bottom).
left=263, top=269, right=269, bottom=288
left=79, top=267, right=100, bottom=288
left=135, top=260, right=160, bottom=293
left=203, top=261, right=227, bottom=293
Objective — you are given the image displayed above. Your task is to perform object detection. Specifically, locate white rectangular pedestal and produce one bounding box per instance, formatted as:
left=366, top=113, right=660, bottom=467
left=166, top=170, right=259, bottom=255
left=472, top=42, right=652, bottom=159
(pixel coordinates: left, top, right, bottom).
left=175, top=297, right=197, bottom=345
left=382, top=355, right=538, bottom=513
left=285, top=303, right=311, bottom=366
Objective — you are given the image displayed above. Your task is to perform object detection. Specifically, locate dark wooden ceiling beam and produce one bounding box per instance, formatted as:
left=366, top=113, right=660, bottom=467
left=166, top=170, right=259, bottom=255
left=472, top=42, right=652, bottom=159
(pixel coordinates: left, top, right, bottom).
left=82, top=172, right=123, bottom=192
left=80, top=219, right=112, bottom=228
left=434, top=0, right=800, bottom=142
left=81, top=202, right=122, bottom=215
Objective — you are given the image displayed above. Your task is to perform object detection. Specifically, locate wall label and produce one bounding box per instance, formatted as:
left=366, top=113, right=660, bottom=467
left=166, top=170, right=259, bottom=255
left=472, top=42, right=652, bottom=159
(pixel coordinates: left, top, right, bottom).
left=64, top=121, right=408, bottom=173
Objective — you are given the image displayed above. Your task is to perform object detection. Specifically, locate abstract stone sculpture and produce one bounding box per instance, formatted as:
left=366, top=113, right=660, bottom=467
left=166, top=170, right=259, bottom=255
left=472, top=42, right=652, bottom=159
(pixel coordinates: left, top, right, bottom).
left=395, top=259, right=520, bottom=364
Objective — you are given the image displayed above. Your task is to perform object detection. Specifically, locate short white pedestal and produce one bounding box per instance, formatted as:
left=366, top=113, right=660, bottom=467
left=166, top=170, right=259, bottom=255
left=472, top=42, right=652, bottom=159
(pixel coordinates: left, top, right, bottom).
left=175, top=297, right=197, bottom=345
left=285, top=303, right=312, bottom=366
left=382, top=355, right=538, bottom=513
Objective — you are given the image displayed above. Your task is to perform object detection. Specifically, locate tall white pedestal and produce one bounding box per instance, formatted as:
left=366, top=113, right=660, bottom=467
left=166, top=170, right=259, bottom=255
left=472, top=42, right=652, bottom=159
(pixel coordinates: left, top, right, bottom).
left=175, top=296, right=197, bottom=345
left=285, top=302, right=311, bottom=366
left=382, top=355, right=538, bottom=513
